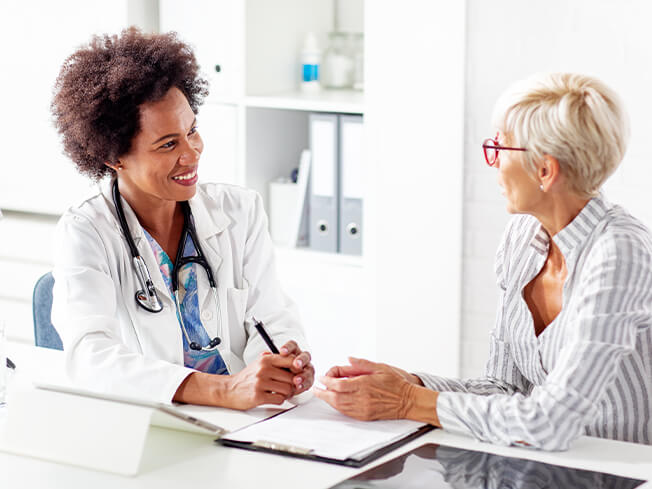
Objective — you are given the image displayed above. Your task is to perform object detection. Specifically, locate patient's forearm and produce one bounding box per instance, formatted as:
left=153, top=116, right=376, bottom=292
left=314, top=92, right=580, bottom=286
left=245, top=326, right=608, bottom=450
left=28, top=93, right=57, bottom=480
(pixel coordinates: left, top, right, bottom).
left=403, top=384, right=441, bottom=427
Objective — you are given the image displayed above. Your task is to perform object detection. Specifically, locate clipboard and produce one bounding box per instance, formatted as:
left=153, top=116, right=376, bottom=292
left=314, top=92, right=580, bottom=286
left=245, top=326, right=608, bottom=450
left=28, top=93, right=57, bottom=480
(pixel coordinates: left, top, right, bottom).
left=216, top=401, right=436, bottom=468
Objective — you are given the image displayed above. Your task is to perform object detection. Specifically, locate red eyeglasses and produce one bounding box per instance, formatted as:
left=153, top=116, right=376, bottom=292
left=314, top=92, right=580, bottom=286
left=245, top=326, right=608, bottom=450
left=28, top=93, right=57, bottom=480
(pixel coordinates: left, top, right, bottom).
left=482, top=134, right=527, bottom=166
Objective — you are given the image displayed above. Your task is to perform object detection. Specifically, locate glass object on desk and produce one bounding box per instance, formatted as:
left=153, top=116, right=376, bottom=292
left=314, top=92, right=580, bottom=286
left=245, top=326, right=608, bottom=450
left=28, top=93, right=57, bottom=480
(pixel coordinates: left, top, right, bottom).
left=0, top=320, right=7, bottom=406
left=352, top=33, right=364, bottom=91
left=322, top=32, right=354, bottom=89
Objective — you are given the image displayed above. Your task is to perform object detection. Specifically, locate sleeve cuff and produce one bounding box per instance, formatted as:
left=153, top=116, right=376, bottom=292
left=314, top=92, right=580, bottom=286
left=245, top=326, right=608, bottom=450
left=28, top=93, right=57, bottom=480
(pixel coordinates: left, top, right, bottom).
left=414, top=372, right=456, bottom=391
left=153, top=365, right=197, bottom=405
left=436, top=392, right=475, bottom=438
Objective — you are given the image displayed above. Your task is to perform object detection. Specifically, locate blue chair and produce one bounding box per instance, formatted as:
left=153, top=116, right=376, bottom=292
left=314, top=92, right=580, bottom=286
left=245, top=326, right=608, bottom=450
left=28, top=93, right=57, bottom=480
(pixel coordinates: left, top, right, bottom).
left=32, top=272, right=63, bottom=350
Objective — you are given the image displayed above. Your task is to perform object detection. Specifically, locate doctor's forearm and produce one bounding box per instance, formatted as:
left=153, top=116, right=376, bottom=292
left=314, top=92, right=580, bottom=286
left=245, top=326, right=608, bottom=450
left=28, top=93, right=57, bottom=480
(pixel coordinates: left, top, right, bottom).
left=173, top=372, right=230, bottom=406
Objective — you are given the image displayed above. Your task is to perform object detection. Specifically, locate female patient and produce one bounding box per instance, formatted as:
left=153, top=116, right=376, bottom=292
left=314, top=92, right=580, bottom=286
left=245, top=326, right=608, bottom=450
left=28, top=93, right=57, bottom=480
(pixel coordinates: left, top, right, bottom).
left=50, top=28, right=314, bottom=408
left=316, top=73, right=652, bottom=450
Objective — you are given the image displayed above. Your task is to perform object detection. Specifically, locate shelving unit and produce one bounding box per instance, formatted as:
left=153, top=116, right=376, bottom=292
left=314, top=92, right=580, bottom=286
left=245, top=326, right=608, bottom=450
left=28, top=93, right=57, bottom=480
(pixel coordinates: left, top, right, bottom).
left=161, top=0, right=466, bottom=377
left=158, top=0, right=368, bottom=374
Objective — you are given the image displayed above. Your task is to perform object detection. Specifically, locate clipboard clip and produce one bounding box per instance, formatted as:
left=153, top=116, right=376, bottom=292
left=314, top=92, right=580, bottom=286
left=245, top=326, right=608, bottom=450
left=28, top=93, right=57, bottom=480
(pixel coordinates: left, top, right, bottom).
left=253, top=439, right=314, bottom=456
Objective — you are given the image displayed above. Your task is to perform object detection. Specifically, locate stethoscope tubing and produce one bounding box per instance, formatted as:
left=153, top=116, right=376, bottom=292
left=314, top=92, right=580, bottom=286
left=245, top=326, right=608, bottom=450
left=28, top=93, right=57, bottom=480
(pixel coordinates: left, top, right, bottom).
left=112, top=179, right=221, bottom=351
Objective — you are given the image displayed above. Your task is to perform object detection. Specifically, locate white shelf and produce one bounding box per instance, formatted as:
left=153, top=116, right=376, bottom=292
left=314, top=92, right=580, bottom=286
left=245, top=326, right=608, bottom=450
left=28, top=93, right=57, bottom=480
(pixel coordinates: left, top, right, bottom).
left=274, top=245, right=364, bottom=268
left=245, top=90, right=364, bottom=114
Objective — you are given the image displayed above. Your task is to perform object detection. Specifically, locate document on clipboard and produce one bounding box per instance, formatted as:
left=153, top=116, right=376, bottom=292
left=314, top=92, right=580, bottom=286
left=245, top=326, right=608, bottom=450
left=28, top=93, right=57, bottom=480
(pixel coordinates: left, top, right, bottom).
left=217, top=398, right=434, bottom=467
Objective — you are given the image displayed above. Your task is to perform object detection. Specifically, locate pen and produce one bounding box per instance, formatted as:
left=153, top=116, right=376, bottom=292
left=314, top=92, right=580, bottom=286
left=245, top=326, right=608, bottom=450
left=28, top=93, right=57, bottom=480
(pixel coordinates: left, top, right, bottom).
left=6, top=357, right=15, bottom=370
left=253, top=317, right=293, bottom=375
left=252, top=317, right=280, bottom=354
left=253, top=317, right=300, bottom=385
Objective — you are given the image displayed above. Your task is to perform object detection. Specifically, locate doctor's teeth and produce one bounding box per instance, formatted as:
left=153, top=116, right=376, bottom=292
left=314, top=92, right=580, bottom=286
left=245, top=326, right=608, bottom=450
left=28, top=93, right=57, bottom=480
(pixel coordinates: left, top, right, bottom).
left=173, top=171, right=196, bottom=180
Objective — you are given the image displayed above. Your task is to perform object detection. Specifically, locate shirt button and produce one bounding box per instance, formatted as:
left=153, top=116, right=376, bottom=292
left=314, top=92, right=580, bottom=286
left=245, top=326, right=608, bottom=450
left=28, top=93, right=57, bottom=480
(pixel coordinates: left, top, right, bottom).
left=201, top=310, right=213, bottom=321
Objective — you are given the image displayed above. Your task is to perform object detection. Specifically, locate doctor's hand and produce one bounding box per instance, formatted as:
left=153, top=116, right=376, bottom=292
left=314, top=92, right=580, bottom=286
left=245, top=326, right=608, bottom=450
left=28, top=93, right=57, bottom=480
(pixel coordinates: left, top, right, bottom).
left=222, top=352, right=298, bottom=410
left=279, top=340, right=315, bottom=395
left=314, top=357, right=439, bottom=424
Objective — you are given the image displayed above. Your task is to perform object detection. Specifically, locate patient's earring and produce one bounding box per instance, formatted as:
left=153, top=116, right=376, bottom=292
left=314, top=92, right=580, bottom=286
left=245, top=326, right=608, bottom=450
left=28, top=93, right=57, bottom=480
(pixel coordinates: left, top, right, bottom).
left=539, top=184, right=544, bottom=191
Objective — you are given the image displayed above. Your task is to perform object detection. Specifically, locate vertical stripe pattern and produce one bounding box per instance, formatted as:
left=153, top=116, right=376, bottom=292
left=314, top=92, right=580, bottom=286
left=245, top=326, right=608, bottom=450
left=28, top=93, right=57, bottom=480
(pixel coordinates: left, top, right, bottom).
left=417, top=194, right=652, bottom=450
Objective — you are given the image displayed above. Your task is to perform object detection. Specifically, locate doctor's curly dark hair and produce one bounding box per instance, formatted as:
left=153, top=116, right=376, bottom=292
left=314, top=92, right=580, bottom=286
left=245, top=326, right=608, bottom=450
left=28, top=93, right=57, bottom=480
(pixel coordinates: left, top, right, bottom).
left=51, top=27, right=208, bottom=180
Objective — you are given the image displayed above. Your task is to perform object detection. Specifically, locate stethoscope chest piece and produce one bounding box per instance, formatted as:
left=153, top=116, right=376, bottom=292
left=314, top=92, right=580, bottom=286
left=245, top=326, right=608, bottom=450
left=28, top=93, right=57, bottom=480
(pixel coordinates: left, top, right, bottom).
left=135, top=289, right=164, bottom=313
left=132, top=255, right=164, bottom=313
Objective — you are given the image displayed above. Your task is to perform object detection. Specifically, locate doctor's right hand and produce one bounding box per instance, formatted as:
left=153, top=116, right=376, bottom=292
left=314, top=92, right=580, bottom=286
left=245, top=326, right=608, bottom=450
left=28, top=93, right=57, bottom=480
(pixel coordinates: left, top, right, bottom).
left=173, top=353, right=297, bottom=409
left=220, top=352, right=297, bottom=410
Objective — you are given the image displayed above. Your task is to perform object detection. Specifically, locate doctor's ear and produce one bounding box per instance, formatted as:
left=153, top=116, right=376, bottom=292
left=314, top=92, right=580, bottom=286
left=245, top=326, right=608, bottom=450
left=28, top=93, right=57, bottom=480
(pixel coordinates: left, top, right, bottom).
left=105, top=161, right=124, bottom=172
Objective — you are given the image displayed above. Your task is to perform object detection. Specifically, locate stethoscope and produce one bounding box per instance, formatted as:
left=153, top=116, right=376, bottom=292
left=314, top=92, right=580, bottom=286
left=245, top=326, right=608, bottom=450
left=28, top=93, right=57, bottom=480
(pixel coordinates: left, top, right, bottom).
left=112, top=180, right=222, bottom=351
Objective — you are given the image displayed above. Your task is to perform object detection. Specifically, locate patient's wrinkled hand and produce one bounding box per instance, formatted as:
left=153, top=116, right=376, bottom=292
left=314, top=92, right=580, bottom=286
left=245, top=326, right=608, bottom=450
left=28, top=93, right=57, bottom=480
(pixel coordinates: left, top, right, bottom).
left=314, top=357, right=414, bottom=421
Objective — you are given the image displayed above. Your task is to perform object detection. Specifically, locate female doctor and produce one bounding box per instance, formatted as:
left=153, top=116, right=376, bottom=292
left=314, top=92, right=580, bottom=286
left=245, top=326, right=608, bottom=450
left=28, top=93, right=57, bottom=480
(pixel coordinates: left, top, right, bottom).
left=50, top=28, right=314, bottom=408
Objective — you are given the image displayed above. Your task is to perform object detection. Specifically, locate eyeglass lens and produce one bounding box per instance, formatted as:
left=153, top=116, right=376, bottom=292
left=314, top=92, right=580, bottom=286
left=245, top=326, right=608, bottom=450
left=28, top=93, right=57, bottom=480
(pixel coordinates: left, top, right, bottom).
left=483, top=139, right=498, bottom=166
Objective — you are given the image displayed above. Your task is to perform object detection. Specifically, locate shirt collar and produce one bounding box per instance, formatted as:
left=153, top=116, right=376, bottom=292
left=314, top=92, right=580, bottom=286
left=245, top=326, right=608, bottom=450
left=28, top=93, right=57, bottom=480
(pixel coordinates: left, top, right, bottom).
left=528, top=192, right=612, bottom=259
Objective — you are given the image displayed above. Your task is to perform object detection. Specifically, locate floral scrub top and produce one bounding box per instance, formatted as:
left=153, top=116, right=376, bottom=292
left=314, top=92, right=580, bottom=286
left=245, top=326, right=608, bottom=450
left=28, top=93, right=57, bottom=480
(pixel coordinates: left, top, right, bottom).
left=144, top=229, right=229, bottom=375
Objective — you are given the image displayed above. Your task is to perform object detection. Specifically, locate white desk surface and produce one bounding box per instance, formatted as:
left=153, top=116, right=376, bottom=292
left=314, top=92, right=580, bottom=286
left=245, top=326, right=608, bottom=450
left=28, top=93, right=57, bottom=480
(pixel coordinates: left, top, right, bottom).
left=2, top=342, right=652, bottom=489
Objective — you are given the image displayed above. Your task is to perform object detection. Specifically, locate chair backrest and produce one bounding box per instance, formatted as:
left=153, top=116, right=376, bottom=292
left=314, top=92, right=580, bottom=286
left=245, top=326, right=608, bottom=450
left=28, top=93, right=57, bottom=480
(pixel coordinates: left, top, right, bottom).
left=32, top=272, right=63, bottom=350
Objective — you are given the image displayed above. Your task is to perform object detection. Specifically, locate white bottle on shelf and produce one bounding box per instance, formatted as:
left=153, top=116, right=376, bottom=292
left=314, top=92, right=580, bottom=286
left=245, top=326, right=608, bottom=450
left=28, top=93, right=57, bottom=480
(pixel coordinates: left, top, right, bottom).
left=300, top=32, right=322, bottom=93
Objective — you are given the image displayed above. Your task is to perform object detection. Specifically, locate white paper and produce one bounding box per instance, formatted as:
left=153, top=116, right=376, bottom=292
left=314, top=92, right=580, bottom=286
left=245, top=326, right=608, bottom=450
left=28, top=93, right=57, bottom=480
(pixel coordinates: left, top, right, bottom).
left=222, top=397, right=425, bottom=460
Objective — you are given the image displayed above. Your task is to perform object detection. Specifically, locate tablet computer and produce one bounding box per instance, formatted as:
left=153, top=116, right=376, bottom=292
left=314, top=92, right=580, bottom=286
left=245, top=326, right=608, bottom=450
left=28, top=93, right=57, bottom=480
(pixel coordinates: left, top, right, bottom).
left=329, top=443, right=646, bottom=488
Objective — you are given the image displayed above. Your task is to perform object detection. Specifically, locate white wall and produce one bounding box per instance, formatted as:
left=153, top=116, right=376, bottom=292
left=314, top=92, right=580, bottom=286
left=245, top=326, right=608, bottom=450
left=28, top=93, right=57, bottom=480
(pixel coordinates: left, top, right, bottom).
left=460, top=0, right=652, bottom=377
left=0, top=1, right=130, bottom=215
left=365, top=2, right=465, bottom=376
left=0, top=0, right=160, bottom=342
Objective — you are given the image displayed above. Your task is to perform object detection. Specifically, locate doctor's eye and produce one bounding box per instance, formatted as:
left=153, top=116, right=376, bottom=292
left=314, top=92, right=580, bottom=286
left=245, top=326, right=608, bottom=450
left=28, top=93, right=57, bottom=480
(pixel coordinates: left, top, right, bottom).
left=159, top=140, right=176, bottom=150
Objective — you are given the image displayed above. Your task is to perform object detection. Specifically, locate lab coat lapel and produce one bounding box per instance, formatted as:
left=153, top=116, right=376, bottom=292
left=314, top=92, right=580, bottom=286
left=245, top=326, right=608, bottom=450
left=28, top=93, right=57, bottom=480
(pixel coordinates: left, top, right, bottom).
left=188, top=191, right=231, bottom=339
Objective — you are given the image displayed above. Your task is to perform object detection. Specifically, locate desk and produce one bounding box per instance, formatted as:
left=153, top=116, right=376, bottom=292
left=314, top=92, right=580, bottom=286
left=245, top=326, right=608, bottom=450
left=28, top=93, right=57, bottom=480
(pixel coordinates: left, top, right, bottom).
left=2, top=342, right=652, bottom=489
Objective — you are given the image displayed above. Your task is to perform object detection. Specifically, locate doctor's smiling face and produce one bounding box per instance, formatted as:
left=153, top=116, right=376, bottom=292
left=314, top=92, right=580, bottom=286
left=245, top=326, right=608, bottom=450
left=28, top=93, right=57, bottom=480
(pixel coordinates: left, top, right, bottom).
left=114, top=87, right=204, bottom=206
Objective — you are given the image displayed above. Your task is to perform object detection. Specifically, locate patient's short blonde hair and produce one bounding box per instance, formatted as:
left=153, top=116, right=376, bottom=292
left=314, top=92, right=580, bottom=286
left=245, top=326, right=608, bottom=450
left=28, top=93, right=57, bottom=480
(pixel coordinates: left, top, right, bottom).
left=492, top=73, right=629, bottom=197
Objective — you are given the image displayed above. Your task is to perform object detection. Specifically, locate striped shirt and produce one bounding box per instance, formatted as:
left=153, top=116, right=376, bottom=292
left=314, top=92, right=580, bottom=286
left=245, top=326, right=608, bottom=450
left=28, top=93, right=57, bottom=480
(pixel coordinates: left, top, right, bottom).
left=418, top=194, right=652, bottom=450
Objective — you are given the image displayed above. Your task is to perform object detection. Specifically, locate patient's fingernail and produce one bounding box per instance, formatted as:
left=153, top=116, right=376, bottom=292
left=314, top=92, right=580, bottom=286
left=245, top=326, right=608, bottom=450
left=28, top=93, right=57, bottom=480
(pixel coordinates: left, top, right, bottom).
left=296, top=377, right=303, bottom=384
left=281, top=347, right=289, bottom=355
left=296, top=359, right=304, bottom=368
left=299, top=384, right=304, bottom=390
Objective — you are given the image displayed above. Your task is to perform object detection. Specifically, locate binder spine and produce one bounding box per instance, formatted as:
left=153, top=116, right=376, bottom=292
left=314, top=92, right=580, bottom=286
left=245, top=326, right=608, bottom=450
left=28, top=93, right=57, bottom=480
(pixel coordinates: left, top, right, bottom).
left=338, top=115, right=364, bottom=256
left=308, top=113, right=340, bottom=252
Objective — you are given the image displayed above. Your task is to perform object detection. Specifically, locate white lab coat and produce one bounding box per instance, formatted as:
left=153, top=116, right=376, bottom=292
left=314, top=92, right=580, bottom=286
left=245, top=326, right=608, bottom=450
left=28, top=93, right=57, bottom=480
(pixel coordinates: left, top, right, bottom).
left=52, top=179, right=307, bottom=403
